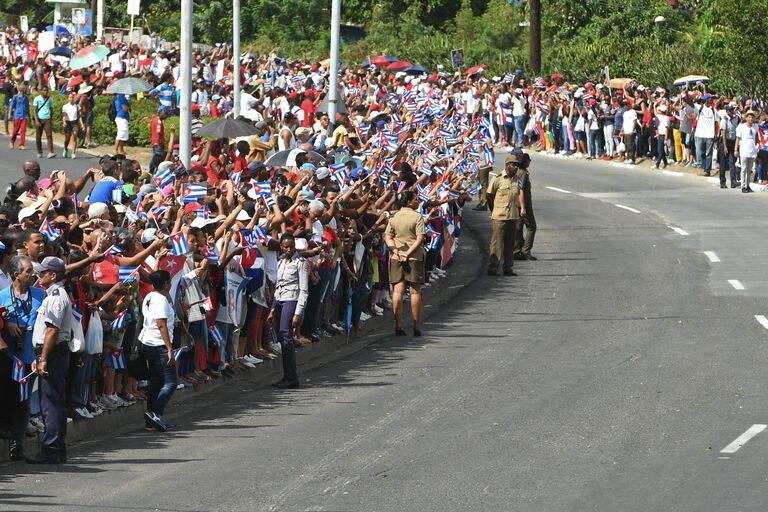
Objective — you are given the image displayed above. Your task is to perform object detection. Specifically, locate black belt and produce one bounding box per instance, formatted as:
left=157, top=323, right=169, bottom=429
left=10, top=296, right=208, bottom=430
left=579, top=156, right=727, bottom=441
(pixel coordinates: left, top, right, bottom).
left=33, top=344, right=68, bottom=356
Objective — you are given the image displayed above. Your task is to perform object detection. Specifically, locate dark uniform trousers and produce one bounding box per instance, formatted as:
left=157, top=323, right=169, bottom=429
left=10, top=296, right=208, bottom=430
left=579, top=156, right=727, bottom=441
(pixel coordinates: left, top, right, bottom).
left=39, top=344, right=69, bottom=459
left=515, top=202, right=537, bottom=255
left=0, top=355, right=30, bottom=452
left=488, top=219, right=519, bottom=272
left=476, top=166, right=491, bottom=209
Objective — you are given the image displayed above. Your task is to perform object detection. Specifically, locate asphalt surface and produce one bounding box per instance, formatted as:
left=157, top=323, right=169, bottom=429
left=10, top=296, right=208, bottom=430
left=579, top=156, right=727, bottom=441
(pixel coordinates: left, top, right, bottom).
left=2, top=143, right=768, bottom=511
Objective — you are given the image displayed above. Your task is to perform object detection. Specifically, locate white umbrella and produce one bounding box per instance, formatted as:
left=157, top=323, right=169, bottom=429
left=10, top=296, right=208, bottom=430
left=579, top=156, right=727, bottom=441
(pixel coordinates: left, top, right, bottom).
left=673, top=75, right=710, bottom=87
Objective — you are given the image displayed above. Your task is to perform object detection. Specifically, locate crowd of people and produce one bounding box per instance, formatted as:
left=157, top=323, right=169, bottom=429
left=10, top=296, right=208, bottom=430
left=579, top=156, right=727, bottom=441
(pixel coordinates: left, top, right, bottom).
left=0, top=27, right=509, bottom=465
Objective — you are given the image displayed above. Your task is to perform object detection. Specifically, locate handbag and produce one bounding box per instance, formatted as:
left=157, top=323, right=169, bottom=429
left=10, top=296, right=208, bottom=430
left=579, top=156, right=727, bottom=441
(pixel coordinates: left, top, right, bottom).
left=85, top=311, right=103, bottom=355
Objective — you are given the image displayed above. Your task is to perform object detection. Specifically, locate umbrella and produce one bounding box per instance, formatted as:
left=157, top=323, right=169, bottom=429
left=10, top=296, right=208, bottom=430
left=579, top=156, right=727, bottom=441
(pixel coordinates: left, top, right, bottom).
left=66, top=75, right=83, bottom=89
left=673, top=74, right=710, bottom=87
left=386, top=61, right=413, bottom=71
left=70, top=44, right=109, bottom=70
left=370, top=55, right=398, bottom=66
left=608, top=77, right=634, bottom=89
left=404, top=65, right=429, bottom=75
left=264, top=148, right=327, bottom=168
left=464, top=65, right=488, bottom=76
left=106, top=77, right=152, bottom=95
left=344, top=282, right=353, bottom=339
left=317, top=92, right=349, bottom=115
left=49, top=46, right=73, bottom=58
left=195, top=118, right=258, bottom=139
left=46, top=25, right=70, bottom=37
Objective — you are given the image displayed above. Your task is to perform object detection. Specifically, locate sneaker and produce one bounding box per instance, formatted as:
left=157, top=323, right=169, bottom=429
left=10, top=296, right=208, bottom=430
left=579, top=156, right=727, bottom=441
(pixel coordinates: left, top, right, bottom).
left=87, top=404, right=104, bottom=416
left=74, top=407, right=94, bottom=420
left=144, top=412, right=169, bottom=432
left=98, top=396, right=118, bottom=411
left=360, top=312, right=372, bottom=321
left=46, top=152, right=56, bottom=159
left=63, top=150, right=70, bottom=159
left=244, top=355, right=263, bottom=364
left=242, top=360, right=256, bottom=368
left=372, top=305, right=384, bottom=316
left=37, top=152, right=43, bottom=158
left=29, top=416, right=45, bottom=433
left=109, top=394, right=128, bottom=407
left=70, top=153, right=76, bottom=159
left=270, top=342, right=282, bottom=354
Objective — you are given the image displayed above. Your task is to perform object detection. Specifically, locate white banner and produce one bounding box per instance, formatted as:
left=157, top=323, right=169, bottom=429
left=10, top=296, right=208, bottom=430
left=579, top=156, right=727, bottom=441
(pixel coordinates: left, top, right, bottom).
left=127, top=0, right=140, bottom=16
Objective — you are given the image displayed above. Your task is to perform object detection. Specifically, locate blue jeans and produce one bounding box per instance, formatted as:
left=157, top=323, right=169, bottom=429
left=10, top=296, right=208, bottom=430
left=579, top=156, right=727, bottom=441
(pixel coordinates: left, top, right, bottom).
left=273, top=300, right=298, bottom=381
left=140, top=344, right=177, bottom=416
left=216, top=321, right=236, bottom=364
left=588, top=129, right=600, bottom=157
left=513, top=115, right=526, bottom=147
left=695, top=137, right=714, bottom=173
left=69, top=353, right=97, bottom=409
left=656, top=135, right=668, bottom=167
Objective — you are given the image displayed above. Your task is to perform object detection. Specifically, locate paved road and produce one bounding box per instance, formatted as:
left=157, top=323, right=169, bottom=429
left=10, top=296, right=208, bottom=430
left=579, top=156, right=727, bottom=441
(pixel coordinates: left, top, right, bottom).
left=2, top=150, right=768, bottom=511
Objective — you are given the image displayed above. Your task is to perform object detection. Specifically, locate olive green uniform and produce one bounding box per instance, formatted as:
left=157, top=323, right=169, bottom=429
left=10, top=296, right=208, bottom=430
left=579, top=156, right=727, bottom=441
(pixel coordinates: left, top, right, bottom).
left=514, top=166, right=536, bottom=256
left=474, top=165, right=492, bottom=210
left=385, top=207, right=426, bottom=284
left=486, top=173, right=520, bottom=273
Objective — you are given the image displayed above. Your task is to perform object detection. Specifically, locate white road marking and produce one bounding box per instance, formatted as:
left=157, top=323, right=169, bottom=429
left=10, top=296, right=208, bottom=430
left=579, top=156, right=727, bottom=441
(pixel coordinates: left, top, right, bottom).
left=545, top=186, right=572, bottom=194
left=754, top=315, right=768, bottom=329
left=728, top=279, right=745, bottom=290
left=668, top=226, right=689, bottom=236
left=703, top=251, right=720, bottom=263
left=720, top=424, right=767, bottom=454
left=662, top=170, right=684, bottom=176
left=614, top=204, right=641, bottom=213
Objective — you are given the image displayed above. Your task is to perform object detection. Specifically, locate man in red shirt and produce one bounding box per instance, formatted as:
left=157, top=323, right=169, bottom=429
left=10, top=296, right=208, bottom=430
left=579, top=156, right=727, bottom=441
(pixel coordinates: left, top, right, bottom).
left=150, top=109, right=167, bottom=173
left=300, top=90, right=317, bottom=129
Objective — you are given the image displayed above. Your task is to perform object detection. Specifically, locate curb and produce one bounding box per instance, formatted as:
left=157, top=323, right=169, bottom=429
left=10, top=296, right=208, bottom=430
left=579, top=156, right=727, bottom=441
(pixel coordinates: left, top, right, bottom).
left=0, top=217, right=484, bottom=462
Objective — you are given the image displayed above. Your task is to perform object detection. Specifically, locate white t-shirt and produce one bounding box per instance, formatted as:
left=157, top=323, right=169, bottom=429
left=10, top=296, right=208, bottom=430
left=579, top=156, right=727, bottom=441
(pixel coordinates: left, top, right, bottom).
left=622, top=109, right=638, bottom=134
left=588, top=109, right=599, bottom=130
left=62, top=102, right=79, bottom=121
left=736, top=122, right=758, bottom=158
left=139, top=291, right=175, bottom=347
left=512, top=95, right=526, bottom=117
left=695, top=105, right=717, bottom=139
left=656, top=114, right=670, bottom=136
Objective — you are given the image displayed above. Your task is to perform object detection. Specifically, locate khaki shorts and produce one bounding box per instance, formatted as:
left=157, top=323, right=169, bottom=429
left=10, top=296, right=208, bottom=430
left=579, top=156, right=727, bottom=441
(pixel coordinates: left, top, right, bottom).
left=389, top=257, right=425, bottom=285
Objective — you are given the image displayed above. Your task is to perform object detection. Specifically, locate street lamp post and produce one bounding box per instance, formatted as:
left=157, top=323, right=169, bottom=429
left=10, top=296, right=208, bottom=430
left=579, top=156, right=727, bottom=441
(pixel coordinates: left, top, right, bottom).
left=233, top=0, right=241, bottom=118
left=179, top=0, right=192, bottom=168
left=327, top=0, right=341, bottom=126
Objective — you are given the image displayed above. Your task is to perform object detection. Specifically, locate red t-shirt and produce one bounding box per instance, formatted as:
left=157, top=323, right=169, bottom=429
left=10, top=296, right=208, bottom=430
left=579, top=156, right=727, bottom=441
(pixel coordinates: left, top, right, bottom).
left=319, top=226, right=338, bottom=269
left=92, top=261, right=118, bottom=285
left=300, top=99, right=316, bottom=128
left=150, top=116, right=165, bottom=146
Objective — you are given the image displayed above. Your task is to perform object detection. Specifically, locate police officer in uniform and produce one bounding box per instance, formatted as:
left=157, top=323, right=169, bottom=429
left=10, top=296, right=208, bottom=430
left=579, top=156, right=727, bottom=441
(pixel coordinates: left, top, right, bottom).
left=486, top=154, right=525, bottom=276
left=512, top=149, right=537, bottom=260
left=27, top=257, right=72, bottom=464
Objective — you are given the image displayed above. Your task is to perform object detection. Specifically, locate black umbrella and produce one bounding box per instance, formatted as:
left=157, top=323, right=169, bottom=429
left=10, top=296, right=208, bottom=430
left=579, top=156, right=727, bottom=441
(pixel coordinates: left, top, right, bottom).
left=195, top=118, right=258, bottom=139
left=264, top=148, right=327, bottom=168
left=49, top=46, right=73, bottom=58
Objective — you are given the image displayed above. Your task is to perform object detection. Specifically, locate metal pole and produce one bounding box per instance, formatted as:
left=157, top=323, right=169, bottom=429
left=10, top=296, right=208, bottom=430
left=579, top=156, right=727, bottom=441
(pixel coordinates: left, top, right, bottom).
left=96, top=0, right=104, bottom=41
left=529, top=0, right=541, bottom=75
left=327, top=0, right=341, bottom=126
left=233, top=0, right=240, bottom=118
left=179, top=0, right=192, bottom=168
left=129, top=15, right=134, bottom=44
left=96, top=8, right=103, bottom=41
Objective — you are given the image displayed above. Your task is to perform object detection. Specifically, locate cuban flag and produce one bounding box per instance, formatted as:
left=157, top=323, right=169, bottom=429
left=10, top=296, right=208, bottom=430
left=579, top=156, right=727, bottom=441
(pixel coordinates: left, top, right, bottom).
left=483, top=145, right=494, bottom=167
left=125, top=207, right=139, bottom=224
left=416, top=184, right=430, bottom=203
left=173, top=346, right=190, bottom=363
left=209, top=325, right=224, bottom=346
left=170, top=231, right=191, bottom=256
left=181, top=184, right=207, bottom=204
left=119, top=266, right=140, bottom=282
left=11, top=356, right=25, bottom=382
left=230, top=170, right=243, bottom=188
left=18, top=375, right=34, bottom=402
left=380, top=130, right=399, bottom=152
left=251, top=181, right=271, bottom=196
left=357, top=124, right=370, bottom=139
left=241, top=227, right=270, bottom=247
left=108, top=349, right=127, bottom=370
left=500, top=104, right=513, bottom=126
left=153, top=165, right=175, bottom=188
left=202, top=245, right=219, bottom=263
left=112, top=188, right=123, bottom=204
left=329, top=163, right=347, bottom=186
left=71, top=193, right=81, bottom=210
left=150, top=206, right=169, bottom=220
left=419, top=165, right=433, bottom=177
left=111, top=310, right=127, bottom=331
left=108, top=245, right=124, bottom=255
left=426, top=226, right=442, bottom=251
left=264, top=195, right=276, bottom=208
left=39, top=218, right=62, bottom=241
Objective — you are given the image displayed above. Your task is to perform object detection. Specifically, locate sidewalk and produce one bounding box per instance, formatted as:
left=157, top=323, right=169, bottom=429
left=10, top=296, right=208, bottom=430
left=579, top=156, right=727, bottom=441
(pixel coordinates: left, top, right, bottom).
left=0, top=216, right=485, bottom=463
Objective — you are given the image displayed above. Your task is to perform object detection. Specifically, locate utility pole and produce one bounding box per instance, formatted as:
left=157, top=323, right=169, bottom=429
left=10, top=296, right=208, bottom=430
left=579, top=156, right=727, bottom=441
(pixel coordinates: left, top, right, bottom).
left=96, top=0, right=104, bottom=41
left=233, top=0, right=241, bottom=118
left=529, top=0, right=541, bottom=75
left=179, top=0, right=192, bottom=168
left=327, top=0, right=341, bottom=126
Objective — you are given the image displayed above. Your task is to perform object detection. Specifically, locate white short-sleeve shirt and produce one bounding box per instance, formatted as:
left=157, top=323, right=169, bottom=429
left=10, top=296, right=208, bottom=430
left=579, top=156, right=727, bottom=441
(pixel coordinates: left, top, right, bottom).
left=139, top=291, right=175, bottom=347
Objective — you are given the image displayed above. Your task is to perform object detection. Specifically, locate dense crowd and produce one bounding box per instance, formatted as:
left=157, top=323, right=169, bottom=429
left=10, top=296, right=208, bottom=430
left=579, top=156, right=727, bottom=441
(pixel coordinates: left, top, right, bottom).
left=0, top=27, right=499, bottom=464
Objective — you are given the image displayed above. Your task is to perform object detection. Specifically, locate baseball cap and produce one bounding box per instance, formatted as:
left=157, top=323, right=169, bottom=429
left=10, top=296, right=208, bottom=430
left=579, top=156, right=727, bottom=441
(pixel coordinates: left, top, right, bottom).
left=236, top=209, right=251, bottom=221
left=88, top=202, right=109, bottom=219
left=315, top=167, right=330, bottom=180
left=183, top=202, right=203, bottom=214
left=33, top=256, right=65, bottom=274
left=298, top=189, right=316, bottom=201
left=18, top=206, right=40, bottom=222
left=140, top=228, right=158, bottom=244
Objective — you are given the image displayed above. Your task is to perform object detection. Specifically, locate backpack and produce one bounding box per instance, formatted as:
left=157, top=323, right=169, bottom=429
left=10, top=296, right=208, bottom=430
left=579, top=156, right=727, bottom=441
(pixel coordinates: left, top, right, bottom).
left=108, top=99, right=117, bottom=122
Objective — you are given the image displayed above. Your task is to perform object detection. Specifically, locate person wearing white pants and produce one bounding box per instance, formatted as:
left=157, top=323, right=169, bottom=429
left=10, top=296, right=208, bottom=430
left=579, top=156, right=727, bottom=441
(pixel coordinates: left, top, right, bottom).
left=735, top=111, right=759, bottom=193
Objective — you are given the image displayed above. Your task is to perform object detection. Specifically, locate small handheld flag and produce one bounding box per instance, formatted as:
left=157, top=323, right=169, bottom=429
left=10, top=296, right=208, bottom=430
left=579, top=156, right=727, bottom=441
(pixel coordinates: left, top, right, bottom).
left=39, top=218, right=62, bottom=241
left=209, top=325, right=224, bottom=346
left=119, top=266, right=140, bottom=282
left=11, top=356, right=25, bottom=382
left=170, top=231, right=191, bottom=256
left=111, top=310, right=127, bottom=331
left=107, top=349, right=127, bottom=370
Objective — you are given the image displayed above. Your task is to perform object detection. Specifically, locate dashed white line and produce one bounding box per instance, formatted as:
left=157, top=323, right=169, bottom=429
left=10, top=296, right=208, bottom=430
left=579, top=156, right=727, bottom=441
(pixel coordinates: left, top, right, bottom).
left=668, top=226, right=689, bottom=236
left=703, top=251, right=720, bottom=263
left=614, top=204, right=641, bottom=214
left=545, top=186, right=572, bottom=194
left=728, top=279, right=745, bottom=290
left=721, top=424, right=767, bottom=454
left=755, top=315, right=768, bottom=329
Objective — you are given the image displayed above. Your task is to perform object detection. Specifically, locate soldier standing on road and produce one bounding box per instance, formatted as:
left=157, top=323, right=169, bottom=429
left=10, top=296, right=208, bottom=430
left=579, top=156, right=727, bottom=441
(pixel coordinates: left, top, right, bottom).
left=28, top=257, right=72, bottom=465
left=486, top=154, right=525, bottom=276
left=512, top=149, right=537, bottom=261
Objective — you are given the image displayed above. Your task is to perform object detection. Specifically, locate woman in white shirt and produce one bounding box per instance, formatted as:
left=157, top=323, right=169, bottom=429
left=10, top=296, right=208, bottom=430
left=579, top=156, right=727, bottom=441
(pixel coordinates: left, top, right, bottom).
left=654, top=104, right=670, bottom=169
left=138, top=270, right=177, bottom=432
left=61, top=92, right=80, bottom=159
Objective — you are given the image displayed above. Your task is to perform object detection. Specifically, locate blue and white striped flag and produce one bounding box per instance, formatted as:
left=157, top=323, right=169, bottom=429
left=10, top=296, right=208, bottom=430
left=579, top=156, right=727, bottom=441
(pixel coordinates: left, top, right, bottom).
left=111, top=188, right=123, bottom=204
left=170, top=231, right=190, bottom=256
left=329, top=163, right=347, bottom=186
left=209, top=325, right=224, bottom=346
left=153, top=166, right=175, bottom=188
left=119, top=266, right=139, bottom=282
left=108, top=349, right=127, bottom=370
left=11, top=356, right=24, bottom=382
left=483, top=145, right=495, bottom=167
left=18, top=375, right=34, bottom=402
left=111, top=310, right=127, bottom=331
left=181, top=184, right=207, bottom=204
left=251, top=181, right=271, bottom=196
